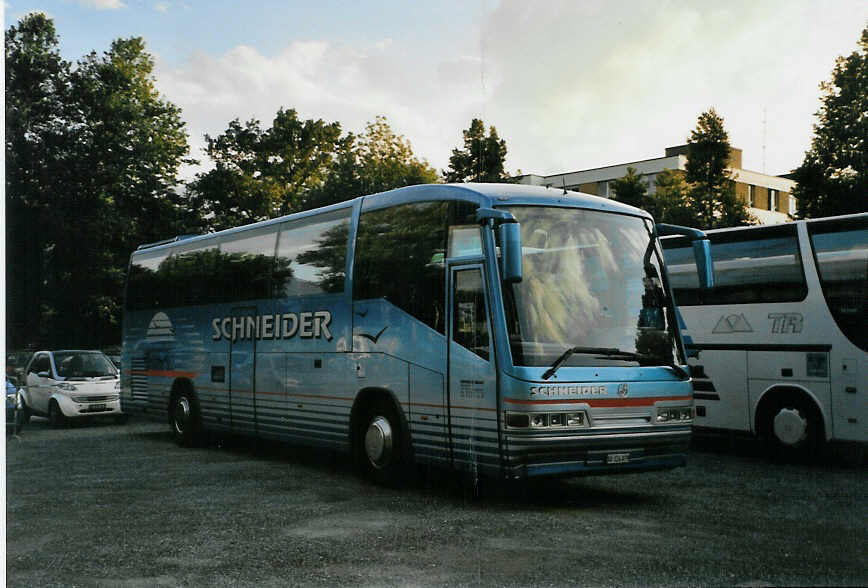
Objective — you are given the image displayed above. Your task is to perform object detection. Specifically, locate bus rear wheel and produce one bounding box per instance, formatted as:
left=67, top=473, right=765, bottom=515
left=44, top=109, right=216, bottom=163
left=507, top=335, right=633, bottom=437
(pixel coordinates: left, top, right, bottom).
left=356, top=398, right=407, bottom=485
left=170, top=390, right=202, bottom=447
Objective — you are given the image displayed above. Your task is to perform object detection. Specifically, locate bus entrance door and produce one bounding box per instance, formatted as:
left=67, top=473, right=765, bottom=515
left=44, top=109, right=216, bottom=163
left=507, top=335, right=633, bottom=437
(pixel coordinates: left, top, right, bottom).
left=447, top=264, right=497, bottom=475
left=229, top=306, right=257, bottom=435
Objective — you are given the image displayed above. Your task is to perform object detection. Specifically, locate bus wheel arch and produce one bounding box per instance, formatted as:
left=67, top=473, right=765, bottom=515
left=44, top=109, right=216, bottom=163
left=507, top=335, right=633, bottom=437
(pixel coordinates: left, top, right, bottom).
left=755, top=386, right=825, bottom=459
left=169, top=379, right=202, bottom=447
left=350, top=388, right=412, bottom=484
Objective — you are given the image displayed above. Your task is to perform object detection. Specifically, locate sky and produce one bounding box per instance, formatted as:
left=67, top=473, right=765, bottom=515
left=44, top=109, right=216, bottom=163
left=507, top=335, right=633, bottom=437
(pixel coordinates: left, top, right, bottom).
left=5, top=0, right=868, bottom=181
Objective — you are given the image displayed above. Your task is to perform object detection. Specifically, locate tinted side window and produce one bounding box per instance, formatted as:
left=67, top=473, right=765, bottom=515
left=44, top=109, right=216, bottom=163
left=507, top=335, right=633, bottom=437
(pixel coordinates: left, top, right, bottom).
left=126, top=249, right=171, bottom=310
left=453, top=268, right=490, bottom=360
left=275, top=208, right=351, bottom=297
left=809, top=218, right=868, bottom=352
left=162, top=244, right=220, bottom=307
left=662, top=226, right=807, bottom=305
left=354, top=202, right=450, bottom=333
left=217, top=227, right=278, bottom=303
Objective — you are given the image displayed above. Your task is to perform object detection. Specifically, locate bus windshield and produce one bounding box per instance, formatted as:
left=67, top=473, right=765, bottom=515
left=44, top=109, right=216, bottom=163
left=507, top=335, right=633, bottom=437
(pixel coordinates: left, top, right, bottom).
left=502, top=207, right=680, bottom=368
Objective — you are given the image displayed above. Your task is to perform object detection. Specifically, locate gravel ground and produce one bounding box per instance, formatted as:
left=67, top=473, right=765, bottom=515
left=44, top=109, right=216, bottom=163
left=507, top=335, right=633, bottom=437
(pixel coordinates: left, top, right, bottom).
left=5, top=417, right=867, bottom=587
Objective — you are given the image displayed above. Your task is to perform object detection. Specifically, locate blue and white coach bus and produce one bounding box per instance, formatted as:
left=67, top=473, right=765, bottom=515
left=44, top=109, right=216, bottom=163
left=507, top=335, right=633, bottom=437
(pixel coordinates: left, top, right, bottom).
left=121, top=183, right=712, bottom=483
left=662, top=213, right=867, bottom=457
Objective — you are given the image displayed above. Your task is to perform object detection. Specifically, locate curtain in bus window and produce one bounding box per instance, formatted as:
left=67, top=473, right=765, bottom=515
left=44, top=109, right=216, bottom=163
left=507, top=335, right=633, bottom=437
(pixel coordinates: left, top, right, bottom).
left=274, top=209, right=350, bottom=297
left=502, top=207, right=678, bottom=368
left=808, top=219, right=868, bottom=352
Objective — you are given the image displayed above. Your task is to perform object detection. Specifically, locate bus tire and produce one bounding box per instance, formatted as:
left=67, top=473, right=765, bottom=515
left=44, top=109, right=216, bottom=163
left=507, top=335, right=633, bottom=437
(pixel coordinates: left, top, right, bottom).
left=48, top=400, right=66, bottom=429
left=170, top=388, right=202, bottom=447
left=355, top=397, right=407, bottom=486
left=762, top=394, right=822, bottom=461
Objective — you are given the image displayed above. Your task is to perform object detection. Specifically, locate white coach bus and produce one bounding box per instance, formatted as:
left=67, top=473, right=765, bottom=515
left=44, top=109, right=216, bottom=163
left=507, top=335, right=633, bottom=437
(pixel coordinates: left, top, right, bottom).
left=662, top=213, right=867, bottom=456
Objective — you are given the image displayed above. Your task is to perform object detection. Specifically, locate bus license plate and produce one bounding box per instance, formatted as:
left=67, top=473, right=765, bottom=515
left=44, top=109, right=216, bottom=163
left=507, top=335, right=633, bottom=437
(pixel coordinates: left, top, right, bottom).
left=607, top=453, right=630, bottom=464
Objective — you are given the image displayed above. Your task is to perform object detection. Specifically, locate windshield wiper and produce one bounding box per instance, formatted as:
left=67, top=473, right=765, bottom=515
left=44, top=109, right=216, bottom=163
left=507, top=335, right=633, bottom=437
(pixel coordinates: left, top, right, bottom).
left=541, top=346, right=690, bottom=381
left=542, top=347, right=643, bottom=380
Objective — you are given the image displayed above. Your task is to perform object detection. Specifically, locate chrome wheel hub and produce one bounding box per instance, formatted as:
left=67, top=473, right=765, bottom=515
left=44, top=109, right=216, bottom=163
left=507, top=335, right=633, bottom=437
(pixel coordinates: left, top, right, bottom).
left=773, top=407, right=808, bottom=446
left=364, top=416, right=393, bottom=469
left=174, top=397, right=191, bottom=435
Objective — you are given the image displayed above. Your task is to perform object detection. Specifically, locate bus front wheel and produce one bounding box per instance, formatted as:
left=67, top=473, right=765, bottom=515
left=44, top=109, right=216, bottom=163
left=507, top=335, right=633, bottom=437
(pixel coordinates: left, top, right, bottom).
left=356, top=398, right=407, bottom=485
left=763, top=396, right=821, bottom=460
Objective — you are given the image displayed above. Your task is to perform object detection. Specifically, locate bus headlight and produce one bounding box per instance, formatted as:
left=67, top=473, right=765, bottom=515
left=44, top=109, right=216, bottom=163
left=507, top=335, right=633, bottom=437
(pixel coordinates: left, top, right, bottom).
left=505, top=411, right=588, bottom=430
left=530, top=414, right=548, bottom=428
left=656, top=406, right=694, bottom=423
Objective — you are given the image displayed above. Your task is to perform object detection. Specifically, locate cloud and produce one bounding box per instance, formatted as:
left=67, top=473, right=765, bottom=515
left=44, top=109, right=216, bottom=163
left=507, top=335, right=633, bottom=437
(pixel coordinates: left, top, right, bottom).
left=77, top=0, right=125, bottom=9
left=154, top=2, right=169, bottom=13
left=154, top=0, right=868, bottom=182
left=155, top=37, right=477, bottom=179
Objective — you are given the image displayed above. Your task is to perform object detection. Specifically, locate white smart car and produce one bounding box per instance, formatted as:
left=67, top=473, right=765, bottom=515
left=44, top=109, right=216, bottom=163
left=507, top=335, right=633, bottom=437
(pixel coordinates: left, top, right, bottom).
left=22, top=350, right=125, bottom=427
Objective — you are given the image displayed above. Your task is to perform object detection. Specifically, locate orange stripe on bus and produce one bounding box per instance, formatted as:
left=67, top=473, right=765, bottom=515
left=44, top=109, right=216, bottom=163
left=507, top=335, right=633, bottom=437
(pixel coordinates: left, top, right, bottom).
left=504, top=395, right=691, bottom=407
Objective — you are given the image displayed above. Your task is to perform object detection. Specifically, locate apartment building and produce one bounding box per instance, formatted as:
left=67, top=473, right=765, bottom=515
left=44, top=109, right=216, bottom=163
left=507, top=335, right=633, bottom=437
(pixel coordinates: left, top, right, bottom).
left=517, top=145, right=796, bottom=225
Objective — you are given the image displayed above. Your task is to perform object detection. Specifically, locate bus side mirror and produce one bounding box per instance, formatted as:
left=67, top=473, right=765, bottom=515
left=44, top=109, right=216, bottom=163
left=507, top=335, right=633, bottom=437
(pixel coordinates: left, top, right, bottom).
left=656, top=223, right=714, bottom=290
left=692, top=239, right=714, bottom=290
left=499, top=222, right=523, bottom=283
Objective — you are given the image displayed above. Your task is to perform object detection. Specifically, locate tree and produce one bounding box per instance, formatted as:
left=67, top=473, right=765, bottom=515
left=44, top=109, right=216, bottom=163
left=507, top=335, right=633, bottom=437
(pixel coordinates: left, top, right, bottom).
left=303, top=116, right=438, bottom=211
left=444, top=118, right=509, bottom=183
left=355, top=116, right=439, bottom=194
left=5, top=14, right=193, bottom=348
left=5, top=13, right=71, bottom=347
left=610, top=167, right=648, bottom=209
left=188, top=109, right=343, bottom=231
left=792, top=24, right=868, bottom=218
left=646, top=169, right=698, bottom=226
left=685, top=108, right=754, bottom=229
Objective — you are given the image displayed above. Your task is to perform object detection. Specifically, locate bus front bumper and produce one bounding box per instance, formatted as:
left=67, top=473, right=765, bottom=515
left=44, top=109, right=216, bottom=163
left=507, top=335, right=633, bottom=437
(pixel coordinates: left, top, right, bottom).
left=503, top=428, right=691, bottom=479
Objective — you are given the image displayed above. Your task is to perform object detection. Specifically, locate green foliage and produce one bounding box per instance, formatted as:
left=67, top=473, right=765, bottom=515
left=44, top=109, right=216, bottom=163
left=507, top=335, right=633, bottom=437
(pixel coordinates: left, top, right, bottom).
left=355, top=116, right=439, bottom=194
left=444, top=118, right=509, bottom=183
left=610, top=167, right=648, bottom=209
left=685, top=108, right=754, bottom=229
left=5, top=13, right=192, bottom=349
left=188, top=109, right=343, bottom=231
left=305, top=116, right=439, bottom=211
left=191, top=113, right=437, bottom=229
left=793, top=24, right=868, bottom=218
left=645, top=170, right=698, bottom=226
left=613, top=111, right=754, bottom=229
left=5, top=13, right=70, bottom=347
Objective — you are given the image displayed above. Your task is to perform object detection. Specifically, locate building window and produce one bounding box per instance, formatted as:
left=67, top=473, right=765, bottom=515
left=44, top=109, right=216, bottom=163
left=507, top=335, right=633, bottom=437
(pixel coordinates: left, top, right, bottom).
left=788, top=195, right=796, bottom=216
left=748, top=185, right=756, bottom=208
left=768, top=189, right=778, bottom=211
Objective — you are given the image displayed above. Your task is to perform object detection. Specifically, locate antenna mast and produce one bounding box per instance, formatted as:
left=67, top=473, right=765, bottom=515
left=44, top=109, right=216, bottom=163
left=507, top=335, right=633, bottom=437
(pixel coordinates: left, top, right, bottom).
left=762, top=106, right=767, bottom=174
